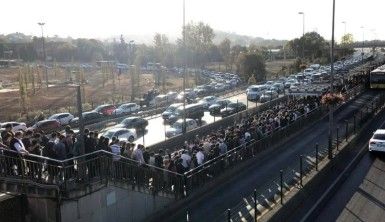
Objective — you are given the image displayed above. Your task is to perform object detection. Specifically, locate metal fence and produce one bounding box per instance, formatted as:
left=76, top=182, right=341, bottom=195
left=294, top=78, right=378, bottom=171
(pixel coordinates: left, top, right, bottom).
left=218, top=91, right=385, bottom=222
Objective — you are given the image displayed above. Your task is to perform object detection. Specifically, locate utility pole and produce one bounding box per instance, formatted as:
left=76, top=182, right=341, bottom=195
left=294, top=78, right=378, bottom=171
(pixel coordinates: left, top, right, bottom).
left=77, top=85, right=85, bottom=155
left=328, top=0, right=336, bottom=160
left=182, top=0, right=187, bottom=134
left=38, top=22, right=49, bottom=88
left=298, top=12, right=305, bottom=59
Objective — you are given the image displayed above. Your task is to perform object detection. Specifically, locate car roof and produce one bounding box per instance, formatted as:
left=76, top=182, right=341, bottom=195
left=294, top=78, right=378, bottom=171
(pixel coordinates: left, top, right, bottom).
left=175, top=118, right=194, bottom=123
left=105, top=127, right=128, bottom=133
left=374, top=129, right=385, bottom=134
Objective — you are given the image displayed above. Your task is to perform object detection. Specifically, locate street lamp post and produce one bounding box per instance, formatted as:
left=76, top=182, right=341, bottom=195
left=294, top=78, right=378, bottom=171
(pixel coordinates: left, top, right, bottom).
left=298, top=12, right=305, bottom=58
left=360, top=26, right=365, bottom=63
left=328, top=0, right=336, bottom=160
left=182, top=0, right=187, bottom=134
left=38, top=22, right=49, bottom=88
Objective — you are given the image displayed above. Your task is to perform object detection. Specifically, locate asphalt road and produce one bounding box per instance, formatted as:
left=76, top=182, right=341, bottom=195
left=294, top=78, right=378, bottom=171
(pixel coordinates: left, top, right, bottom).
left=164, top=90, right=377, bottom=222
left=313, top=152, right=385, bottom=222
left=103, top=91, right=255, bottom=147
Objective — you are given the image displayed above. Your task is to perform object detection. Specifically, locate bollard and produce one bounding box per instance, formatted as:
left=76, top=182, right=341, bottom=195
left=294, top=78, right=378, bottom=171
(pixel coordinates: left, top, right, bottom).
left=254, top=189, right=257, bottom=221
left=186, top=211, right=190, bottom=222
left=227, top=209, right=231, bottom=222
left=300, top=155, right=303, bottom=187
left=280, top=170, right=283, bottom=204
left=345, top=120, right=348, bottom=141
left=336, top=127, right=339, bottom=151
left=315, top=143, right=319, bottom=171
left=353, top=115, right=356, bottom=133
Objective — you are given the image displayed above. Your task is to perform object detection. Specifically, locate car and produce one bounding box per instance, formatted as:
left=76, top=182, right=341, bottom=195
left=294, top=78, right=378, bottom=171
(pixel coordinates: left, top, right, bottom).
left=198, top=96, right=218, bottom=109
left=115, top=117, right=148, bottom=130
left=246, top=85, right=267, bottom=101
left=166, top=91, right=178, bottom=101
left=102, top=128, right=137, bottom=142
left=165, top=118, right=198, bottom=138
left=220, top=102, right=246, bottom=117
left=29, top=120, right=61, bottom=133
left=113, top=103, right=140, bottom=115
left=162, top=103, right=183, bottom=121
left=0, top=122, right=27, bottom=132
left=369, top=129, right=385, bottom=152
left=259, top=90, right=279, bottom=103
left=48, top=113, right=74, bottom=125
left=208, top=99, right=232, bottom=116
left=94, top=104, right=116, bottom=116
left=70, top=111, right=105, bottom=126
left=168, top=103, right=204, bottom=124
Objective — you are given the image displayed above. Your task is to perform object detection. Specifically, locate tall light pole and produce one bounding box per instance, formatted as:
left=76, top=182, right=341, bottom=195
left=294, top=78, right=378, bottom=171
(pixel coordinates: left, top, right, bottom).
left=38, top=22, right=49, bottom=88
left=360, top=26, right=365, bottom=63
left=182, top=0, right=187, bottom=134
left=328, top=0, right=336, bottom=160
left=342, top=21, right=347, bottom=35
left=298, top=12, right=305, bottom=58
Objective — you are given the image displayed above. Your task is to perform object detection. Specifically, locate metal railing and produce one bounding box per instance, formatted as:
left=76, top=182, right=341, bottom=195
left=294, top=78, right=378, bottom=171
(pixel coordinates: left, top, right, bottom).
left=0, top=149, right=185, bottom=199
left=219, top=91, right=385, bottom=222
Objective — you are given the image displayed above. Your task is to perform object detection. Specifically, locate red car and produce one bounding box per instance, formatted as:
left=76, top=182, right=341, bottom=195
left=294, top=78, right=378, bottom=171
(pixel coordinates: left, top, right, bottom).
left=94, top=104, right=116, bottom=116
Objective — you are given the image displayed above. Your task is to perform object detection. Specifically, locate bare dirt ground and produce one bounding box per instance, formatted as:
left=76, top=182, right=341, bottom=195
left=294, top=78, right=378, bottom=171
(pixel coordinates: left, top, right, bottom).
left=0, top=66, right=191, bottom=123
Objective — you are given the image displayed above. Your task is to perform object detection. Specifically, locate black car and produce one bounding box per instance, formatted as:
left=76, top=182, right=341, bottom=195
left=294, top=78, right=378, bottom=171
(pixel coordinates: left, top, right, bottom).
left=208, top=99, right=232, bottom=116
left=116, top=117, right=149, bottom=130
left=70, top=111, right=105, bottom=126
left=220, top=102, right=247, bottom=117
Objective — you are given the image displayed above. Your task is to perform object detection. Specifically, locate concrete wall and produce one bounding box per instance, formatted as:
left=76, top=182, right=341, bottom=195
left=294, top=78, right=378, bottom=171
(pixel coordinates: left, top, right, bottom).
left=27, top=186, right=174, bottom=222
left=60, top=186, right=173, bottom=222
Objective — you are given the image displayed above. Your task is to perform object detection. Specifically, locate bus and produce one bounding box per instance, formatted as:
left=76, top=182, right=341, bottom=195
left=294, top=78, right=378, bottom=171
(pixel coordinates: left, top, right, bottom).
left=370, top=65, right=385, bottom=89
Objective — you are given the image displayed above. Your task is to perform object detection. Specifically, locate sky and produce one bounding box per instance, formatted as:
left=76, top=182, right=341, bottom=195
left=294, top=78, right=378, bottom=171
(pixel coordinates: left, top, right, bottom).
left=0, top=0, right=383, bottom=42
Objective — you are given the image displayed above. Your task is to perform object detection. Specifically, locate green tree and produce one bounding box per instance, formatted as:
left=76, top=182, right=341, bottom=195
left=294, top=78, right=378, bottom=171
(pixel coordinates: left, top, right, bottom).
left=219, top=38, right=231, bottom=71
left=239, top=53, right=266, bottom=82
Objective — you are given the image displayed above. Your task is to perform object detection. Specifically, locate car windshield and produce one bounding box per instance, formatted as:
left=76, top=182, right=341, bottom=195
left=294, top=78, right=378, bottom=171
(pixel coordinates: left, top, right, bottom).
left=122, top=119, right=134, bottom=124
left=166, top=106, right=177, bottom=112
left=373, top=133, right=385, bottom=140
left=173, top=122, right=183, bottom=129
left=228, top=103, right=237, bottom=108
left=103, top=131, right=114, bottom=139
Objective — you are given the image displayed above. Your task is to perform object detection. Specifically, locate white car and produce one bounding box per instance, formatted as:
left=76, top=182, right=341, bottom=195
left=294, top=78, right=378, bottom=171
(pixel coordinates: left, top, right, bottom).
left=113, top=103, right=140, bottom=115
left=369, top=129, right=385, bottom=152
left=102, top=128, right=137, bottom=142
left=199, top=96, right=218, bottom=109
left=166, top=91, right=178, bottom=101
left=48, top=113, right=74, bottom=125
left=246, top=85, right=267, bottom=101
left=165, top=119, right=198, bottom=138
left=0, top=122, right=27, bottom=132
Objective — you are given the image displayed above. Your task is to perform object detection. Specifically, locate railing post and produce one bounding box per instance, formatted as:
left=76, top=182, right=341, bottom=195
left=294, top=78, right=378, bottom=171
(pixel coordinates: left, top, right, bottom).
left=353, top=115, right=356, bottom=134
left=227, top=208, right=231, bottom=222
left=336, top=127, right=339, bottom=151
left=315, top=143, right=319, bottom=171
left=300, top=155, right=303, bottom=187
left=280, top=170, right=283, bottom=204
left=183, top=174, right=188, bottom=197
left=254, top=188, right=257, bottom=222
left=345, top=120, right=348, bottom=141
left=186, top=210, right=190, bottom=222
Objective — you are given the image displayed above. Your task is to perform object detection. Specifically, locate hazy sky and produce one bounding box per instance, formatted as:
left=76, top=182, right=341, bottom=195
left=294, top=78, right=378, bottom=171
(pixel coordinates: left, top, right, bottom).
left=1, top=0, right=382, bottom=42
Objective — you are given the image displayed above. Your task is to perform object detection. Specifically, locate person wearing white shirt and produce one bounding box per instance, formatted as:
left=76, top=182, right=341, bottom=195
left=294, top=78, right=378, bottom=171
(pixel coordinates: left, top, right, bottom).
left=180, top=150, right=191, bottom=169
left=196, top=149, right=205, bottom=165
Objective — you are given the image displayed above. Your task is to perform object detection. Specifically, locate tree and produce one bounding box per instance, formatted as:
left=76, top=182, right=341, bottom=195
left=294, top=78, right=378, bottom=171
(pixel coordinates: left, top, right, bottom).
left=239, top=53, right=266, bottom=82
left=286, top=32, right=329, bottom=62
left=337, top=33, right=355, bottom=59
left=219, top=38, right=231, bottom=71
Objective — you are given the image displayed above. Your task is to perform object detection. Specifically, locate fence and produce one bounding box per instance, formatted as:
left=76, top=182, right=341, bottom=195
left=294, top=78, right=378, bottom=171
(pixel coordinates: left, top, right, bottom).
left=218, top=91, right=385, bottom=222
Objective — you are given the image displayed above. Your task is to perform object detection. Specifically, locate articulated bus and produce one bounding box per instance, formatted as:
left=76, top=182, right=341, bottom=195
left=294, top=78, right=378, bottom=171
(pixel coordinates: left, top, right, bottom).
left=370, top=65, right=385, bottom=89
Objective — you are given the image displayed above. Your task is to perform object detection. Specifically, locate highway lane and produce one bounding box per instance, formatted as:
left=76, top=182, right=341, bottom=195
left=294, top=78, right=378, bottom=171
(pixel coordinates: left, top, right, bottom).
left=103, top=91, right=257, bottom=147
left=163, top=91, right=377, bottom=222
